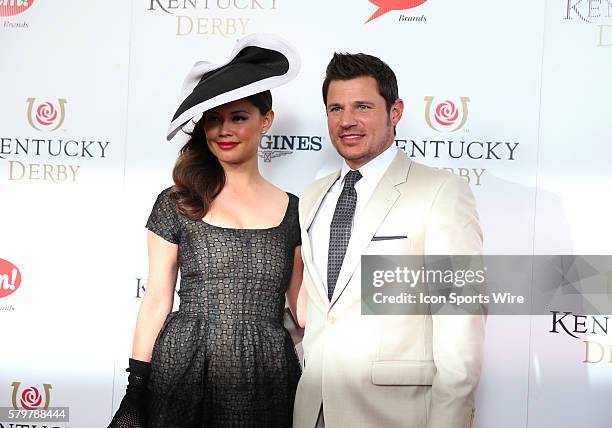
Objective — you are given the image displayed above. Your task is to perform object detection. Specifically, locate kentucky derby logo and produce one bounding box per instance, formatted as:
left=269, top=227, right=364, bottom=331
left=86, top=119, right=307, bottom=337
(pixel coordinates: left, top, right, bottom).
left=564, top=0, right=612, bottom=47
left=0, top=0, right=35, bottom=16
left=424, top=96, right=470, bottom=132
left=366, top=0, right=429, bottom=23
left=0, top=258, right=21, bottom=299
left=26, top=98, right=67, bottom=131
left=11, top=382, right=52, bottom=410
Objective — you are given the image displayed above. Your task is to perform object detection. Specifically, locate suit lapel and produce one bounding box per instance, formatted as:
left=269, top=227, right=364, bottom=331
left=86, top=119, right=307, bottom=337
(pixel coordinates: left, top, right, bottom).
left=304, top=171, right=340, bottom=232
left=330, top=151, right=412, bottom=305
left=301, top=171, right=340, bottom=306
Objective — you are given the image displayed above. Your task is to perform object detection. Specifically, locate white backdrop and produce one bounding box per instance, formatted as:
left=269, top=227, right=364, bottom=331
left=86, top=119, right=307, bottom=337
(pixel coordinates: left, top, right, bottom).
left=1, top=0, right=611, bottom=427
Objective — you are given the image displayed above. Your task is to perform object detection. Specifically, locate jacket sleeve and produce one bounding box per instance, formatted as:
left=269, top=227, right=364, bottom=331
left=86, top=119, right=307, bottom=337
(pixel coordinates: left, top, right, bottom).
left=424, top=175, right=485, bottom=428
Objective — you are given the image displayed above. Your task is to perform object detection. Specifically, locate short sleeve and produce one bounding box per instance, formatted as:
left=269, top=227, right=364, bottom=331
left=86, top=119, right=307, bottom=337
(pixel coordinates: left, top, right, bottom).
left=146, top=188, right=181, bottom=244
left=288, top=193, right=301, bottom=248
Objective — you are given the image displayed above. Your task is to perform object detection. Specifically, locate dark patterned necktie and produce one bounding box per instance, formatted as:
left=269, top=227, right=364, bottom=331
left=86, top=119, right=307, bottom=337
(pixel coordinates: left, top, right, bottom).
left=327, top=169, right=362, bottom=301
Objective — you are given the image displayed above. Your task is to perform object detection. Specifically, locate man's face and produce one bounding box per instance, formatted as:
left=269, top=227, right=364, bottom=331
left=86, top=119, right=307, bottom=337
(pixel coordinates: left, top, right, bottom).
left=325, top=76, right=403, bottom=169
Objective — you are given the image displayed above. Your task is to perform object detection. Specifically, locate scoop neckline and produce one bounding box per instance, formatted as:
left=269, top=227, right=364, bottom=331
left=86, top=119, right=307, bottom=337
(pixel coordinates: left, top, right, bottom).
left=199, top=193, right=291, bottom=231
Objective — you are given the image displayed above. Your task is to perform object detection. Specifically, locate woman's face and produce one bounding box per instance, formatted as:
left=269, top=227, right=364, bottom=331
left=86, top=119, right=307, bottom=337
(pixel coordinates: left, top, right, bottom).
left=202, top=99, right=273, bottom=164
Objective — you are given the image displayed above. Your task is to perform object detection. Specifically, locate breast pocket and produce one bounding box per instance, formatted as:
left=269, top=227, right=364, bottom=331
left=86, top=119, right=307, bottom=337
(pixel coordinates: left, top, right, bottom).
left=366, top=235, right=412, bottom=254
left=371, top=235, right=408, bottom=241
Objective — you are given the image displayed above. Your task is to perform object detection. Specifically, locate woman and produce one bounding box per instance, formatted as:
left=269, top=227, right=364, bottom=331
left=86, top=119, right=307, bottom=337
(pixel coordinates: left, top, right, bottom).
left=108, top=34, right=306, bottom=428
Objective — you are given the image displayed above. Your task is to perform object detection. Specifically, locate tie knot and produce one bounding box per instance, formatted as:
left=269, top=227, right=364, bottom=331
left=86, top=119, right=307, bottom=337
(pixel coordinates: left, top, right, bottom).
left=343, top=169, right=362, bottom=189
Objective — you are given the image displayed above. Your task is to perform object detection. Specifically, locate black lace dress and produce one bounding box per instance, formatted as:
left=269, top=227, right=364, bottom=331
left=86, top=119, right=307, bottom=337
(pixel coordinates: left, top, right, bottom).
left=144, top=188, right=301, bottom=428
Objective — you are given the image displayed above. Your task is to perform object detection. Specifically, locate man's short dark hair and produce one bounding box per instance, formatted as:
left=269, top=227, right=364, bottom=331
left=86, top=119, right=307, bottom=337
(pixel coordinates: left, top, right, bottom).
left=322, top=52, right=399, bottom=112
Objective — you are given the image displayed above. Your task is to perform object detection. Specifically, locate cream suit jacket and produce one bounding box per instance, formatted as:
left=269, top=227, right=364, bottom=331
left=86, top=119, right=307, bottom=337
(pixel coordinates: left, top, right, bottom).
left=293, top=150, right=485, bottom=428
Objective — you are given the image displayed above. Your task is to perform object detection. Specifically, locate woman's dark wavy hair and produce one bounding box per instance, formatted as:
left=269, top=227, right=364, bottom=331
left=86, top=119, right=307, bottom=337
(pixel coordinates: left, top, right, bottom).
left=168, top=90, right=272, bottom=221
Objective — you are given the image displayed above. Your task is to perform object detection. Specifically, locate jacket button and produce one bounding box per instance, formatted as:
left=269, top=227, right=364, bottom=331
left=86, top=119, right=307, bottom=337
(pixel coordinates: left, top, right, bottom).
left=327, top=315, right=336, bottom=324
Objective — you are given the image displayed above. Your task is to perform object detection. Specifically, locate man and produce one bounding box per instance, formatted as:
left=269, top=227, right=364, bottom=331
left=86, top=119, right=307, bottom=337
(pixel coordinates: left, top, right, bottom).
left=293, top=53, right=485, bottom=428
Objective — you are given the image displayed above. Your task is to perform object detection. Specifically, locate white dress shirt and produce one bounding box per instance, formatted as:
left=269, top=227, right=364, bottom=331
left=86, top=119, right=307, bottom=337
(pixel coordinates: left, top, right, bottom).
left=308, top=144, right=398, bottom=295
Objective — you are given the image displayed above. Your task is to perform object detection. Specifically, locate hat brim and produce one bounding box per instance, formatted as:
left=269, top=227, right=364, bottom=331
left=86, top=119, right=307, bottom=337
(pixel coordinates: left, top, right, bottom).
left=167, top=33, right=301, bottom=141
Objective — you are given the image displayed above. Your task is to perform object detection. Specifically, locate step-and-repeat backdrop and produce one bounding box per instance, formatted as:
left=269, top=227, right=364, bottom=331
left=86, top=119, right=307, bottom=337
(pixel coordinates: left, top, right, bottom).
left=1, top=1, right=611, bottom=426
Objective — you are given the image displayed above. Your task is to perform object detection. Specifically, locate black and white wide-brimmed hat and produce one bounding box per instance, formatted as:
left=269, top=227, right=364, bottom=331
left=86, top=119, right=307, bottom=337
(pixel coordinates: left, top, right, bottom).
left=167, top=33, right=301, bottom=141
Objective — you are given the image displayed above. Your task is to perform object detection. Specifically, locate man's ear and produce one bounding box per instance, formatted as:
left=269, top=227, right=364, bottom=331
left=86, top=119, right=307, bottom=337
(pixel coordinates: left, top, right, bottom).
left=391, top=99, right=404, bottom=126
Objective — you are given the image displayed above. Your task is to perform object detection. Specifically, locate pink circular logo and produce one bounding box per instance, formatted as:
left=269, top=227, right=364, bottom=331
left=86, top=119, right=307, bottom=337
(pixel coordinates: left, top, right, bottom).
left=35, top=102, right=58, bottom=127
left=0, top=258, right=21, bottom=298
left=434, top=100, right=459, bottom=127
left=0, top=0, right=35, bottom=17
left=20, top=387, right=42, bottom=410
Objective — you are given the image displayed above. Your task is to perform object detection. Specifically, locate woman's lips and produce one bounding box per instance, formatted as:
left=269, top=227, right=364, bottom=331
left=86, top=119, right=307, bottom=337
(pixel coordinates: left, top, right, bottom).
left=216, top=141, right=239, bottom=150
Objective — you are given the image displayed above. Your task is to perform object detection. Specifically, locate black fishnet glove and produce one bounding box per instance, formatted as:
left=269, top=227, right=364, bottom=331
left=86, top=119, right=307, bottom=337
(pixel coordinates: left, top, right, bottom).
left=107, top=358, right=151, bottom=428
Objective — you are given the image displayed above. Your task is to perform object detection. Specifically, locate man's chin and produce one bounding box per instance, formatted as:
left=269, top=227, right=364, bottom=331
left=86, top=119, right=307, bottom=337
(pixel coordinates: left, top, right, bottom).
left=338, top=152, right=371, bottom=169
left=332, top=143, right=364, bottom=158
left=337, top=150, right=364, bottom=161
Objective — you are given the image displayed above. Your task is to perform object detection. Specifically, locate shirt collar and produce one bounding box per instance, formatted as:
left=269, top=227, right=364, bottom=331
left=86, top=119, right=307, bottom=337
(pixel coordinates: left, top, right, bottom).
left=339, top=143, right=398, bottom=187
